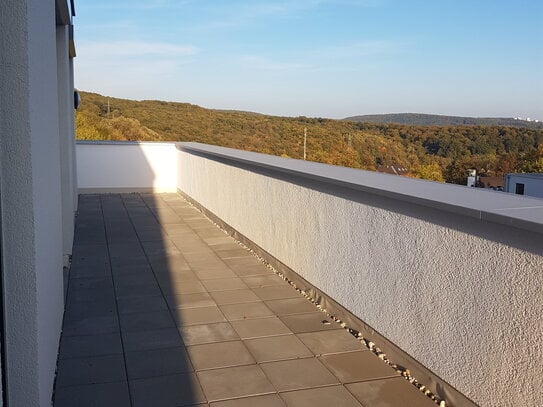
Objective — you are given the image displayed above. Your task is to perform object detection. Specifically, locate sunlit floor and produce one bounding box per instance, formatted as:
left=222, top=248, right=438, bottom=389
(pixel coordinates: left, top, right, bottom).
left=54, top=193, right=436, bottom=407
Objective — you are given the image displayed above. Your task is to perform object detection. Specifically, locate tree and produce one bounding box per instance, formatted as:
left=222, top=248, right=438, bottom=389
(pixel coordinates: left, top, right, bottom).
left=412, top=163, right=445, bottom=182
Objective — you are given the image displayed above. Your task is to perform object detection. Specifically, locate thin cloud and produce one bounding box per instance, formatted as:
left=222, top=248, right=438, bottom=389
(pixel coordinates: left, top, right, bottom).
left=80, top=0, right=194, bottom=11
left=182, top=0, right=382, bottom=32
left=314, top=40, right=407, bottom=58
left=78, top=41, right=198, bottom=58
left=240, top=55, right=311, bottom=71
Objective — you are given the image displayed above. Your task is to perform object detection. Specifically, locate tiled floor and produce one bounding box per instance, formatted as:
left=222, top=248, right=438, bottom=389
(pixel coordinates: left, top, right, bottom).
left=54, top=193, right=436, bottom=407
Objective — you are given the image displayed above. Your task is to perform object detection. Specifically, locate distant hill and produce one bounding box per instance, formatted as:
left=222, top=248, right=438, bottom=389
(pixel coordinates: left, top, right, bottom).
left=76, top=91, right=543, bottom=183
left=344, top=113, right=543, bottom=129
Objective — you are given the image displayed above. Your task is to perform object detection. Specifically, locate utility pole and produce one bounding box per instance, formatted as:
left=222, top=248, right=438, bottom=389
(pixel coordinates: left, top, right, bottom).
left=303, top=127, right=307, bottom=160
left=348, top=133, right=352, bottom=149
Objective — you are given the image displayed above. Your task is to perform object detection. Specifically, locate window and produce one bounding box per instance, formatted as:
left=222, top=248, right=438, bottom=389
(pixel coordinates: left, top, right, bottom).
left=515, top=183, right=525, bottom=195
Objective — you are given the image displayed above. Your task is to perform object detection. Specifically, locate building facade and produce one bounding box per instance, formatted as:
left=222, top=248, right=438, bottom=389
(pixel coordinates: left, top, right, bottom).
left=505, top=173, right=543, bottom=198
left=0, top=0, right=77, bottom=405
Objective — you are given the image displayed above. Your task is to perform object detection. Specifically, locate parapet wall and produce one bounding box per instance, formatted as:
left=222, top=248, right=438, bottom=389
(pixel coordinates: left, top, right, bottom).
left=77, top=141, right=178, bottom=193
left=177, top=142, right=543, bottom=407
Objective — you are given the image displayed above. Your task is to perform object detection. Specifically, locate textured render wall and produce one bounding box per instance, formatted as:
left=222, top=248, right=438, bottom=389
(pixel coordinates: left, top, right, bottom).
left=28, top=1, right=66, bottom=406
left=0, top=0, right=66, bottom=405
left=77, top=142, right=178, bottom=192
left=177, top=148, right=543, bottom=407
left=0, top=1, right=40, bottom=405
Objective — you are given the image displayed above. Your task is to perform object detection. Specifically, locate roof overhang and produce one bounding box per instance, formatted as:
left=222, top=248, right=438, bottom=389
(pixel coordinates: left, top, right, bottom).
left=69, top=25, right=76, bottom=58
left=55, top=0, right=70, bottom=26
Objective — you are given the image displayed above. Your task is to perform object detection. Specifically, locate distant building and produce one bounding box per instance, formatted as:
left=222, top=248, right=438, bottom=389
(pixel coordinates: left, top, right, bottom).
left=504, top=173, right=543, bottom=198
left=478, top=176, right=504, bottom=191
left=466, top=170, right=504, bottom=191
left=376, top=165, right=410, bottom=176
left=467, top=169, right=477, bottom=187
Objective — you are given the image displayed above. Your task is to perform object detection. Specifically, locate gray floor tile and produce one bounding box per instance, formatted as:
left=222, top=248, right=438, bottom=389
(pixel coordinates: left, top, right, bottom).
left=202, top=277, right=248, bottom=292
left=113, top=272, right=156, bottom=286
left=178, top=322, right=240, bottom=345
left=111, top=264, right=154, bottom=277
left=59, top=333, right=123, bottom=359
left=244, top=334, right=313, bottom=362
left=56, top=354, right=126, bottom=387
left=210, top=394, right=286, bottom=407
left=231, top=317, right=292, bottom=339
left=197, top=364, right=275, bottom=402
left=345, top=377, right=437, bottom=407
left=62, top=315, right=119, bottom=336
left=125, top=347, right=193, bottom=379
left=172, top=306, right=227, bottom=326
left=122, top=328, right=184, bottom=352
left=229, top=263, right=272, bottom=277
left=209, top=289, right=261, bottom=305
left=208, top=242, right=242, bottom=251
left=279, top=312, right=341, bottom=334
left=119, top=310, right=175, bottom=332
left=279, top=385, right=361, bottom=407
left=149, top=255, right=192, bottom=274
left=215, top=248, right=253, bottom=259
left=252, top=286, right=300, bottom=301
left=54, top=381, right=131, bottom=407
left=263, top=298, right=317, bottom=316
left=68, top=276, right=113, bottom=290
left=219, top=302, right=275, bottom=321
left=242, top=274, right=288, bottom=288
left=70, top=264, right=111, bottom=279
left=202, top=236, right=234, bottom=246
left=187, top=341, right=255, bottom=370
left=161, top=223, right=194, bottom=236
left=261, top=357, right=339, bottom=391
left=319, top=351, right=398, bottom=383
left=195, top=269, right=238, bottom=280
left=115, top=281, right=162, bottom=299
left=117, top=295, right=169, bottom=315
left=165, top=292, right=216, bottom=309
left=66, top=287, right=115, bottom=304
left=63, top=299, right=116, bottom=320
left=223, top=256, right=264, bottom=268
left=155, top=270, right=199, bottom=284
left=130, top=373, right=207, bottom=407
left=297, top=330, right=362, bottom=356
left=160, top=280, right=207, bottom=296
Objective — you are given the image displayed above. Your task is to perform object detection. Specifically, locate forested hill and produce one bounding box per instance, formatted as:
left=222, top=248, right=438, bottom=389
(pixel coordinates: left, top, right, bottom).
left=76, top=91, right=543, bottom=184
left=344, top=113, right=543, bottom=129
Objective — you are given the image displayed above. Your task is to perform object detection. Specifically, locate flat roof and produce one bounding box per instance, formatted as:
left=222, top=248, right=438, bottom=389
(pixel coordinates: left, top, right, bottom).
left=506, top=173, right=543, bottom=180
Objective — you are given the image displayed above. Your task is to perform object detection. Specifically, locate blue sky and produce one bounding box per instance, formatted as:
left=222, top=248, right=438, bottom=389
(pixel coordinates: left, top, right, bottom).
left=75, top=0, right=543, bottom=120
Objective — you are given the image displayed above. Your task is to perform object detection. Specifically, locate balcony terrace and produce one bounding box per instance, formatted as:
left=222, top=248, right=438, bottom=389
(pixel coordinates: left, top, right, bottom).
left=5, top=2, right=541, bottom=405
left=54, top=192, right=436, bottom=407
left=54, top=140, right=543, bottom=407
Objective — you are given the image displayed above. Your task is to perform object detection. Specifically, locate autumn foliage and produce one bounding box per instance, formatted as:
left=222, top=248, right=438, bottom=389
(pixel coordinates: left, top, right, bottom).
left=76, top=91, right=543, bottom=184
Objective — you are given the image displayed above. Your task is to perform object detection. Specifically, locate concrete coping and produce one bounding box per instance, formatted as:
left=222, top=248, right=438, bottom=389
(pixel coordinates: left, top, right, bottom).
left=178, top=142, right=543, bottom=235
left=77, top=140, right=177, bottom=146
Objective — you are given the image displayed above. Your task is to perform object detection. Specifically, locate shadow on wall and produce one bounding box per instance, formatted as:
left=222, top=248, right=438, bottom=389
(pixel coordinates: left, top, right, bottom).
left=54, top=146, right=202, bottom=405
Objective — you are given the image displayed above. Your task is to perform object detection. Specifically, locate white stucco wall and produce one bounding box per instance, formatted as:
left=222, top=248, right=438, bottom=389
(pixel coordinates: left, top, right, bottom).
left=1, top=0, right=73, bottom=405
left=177, top=144, right=543, bottom=407
left=77, top=141, right=178, bottom=193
